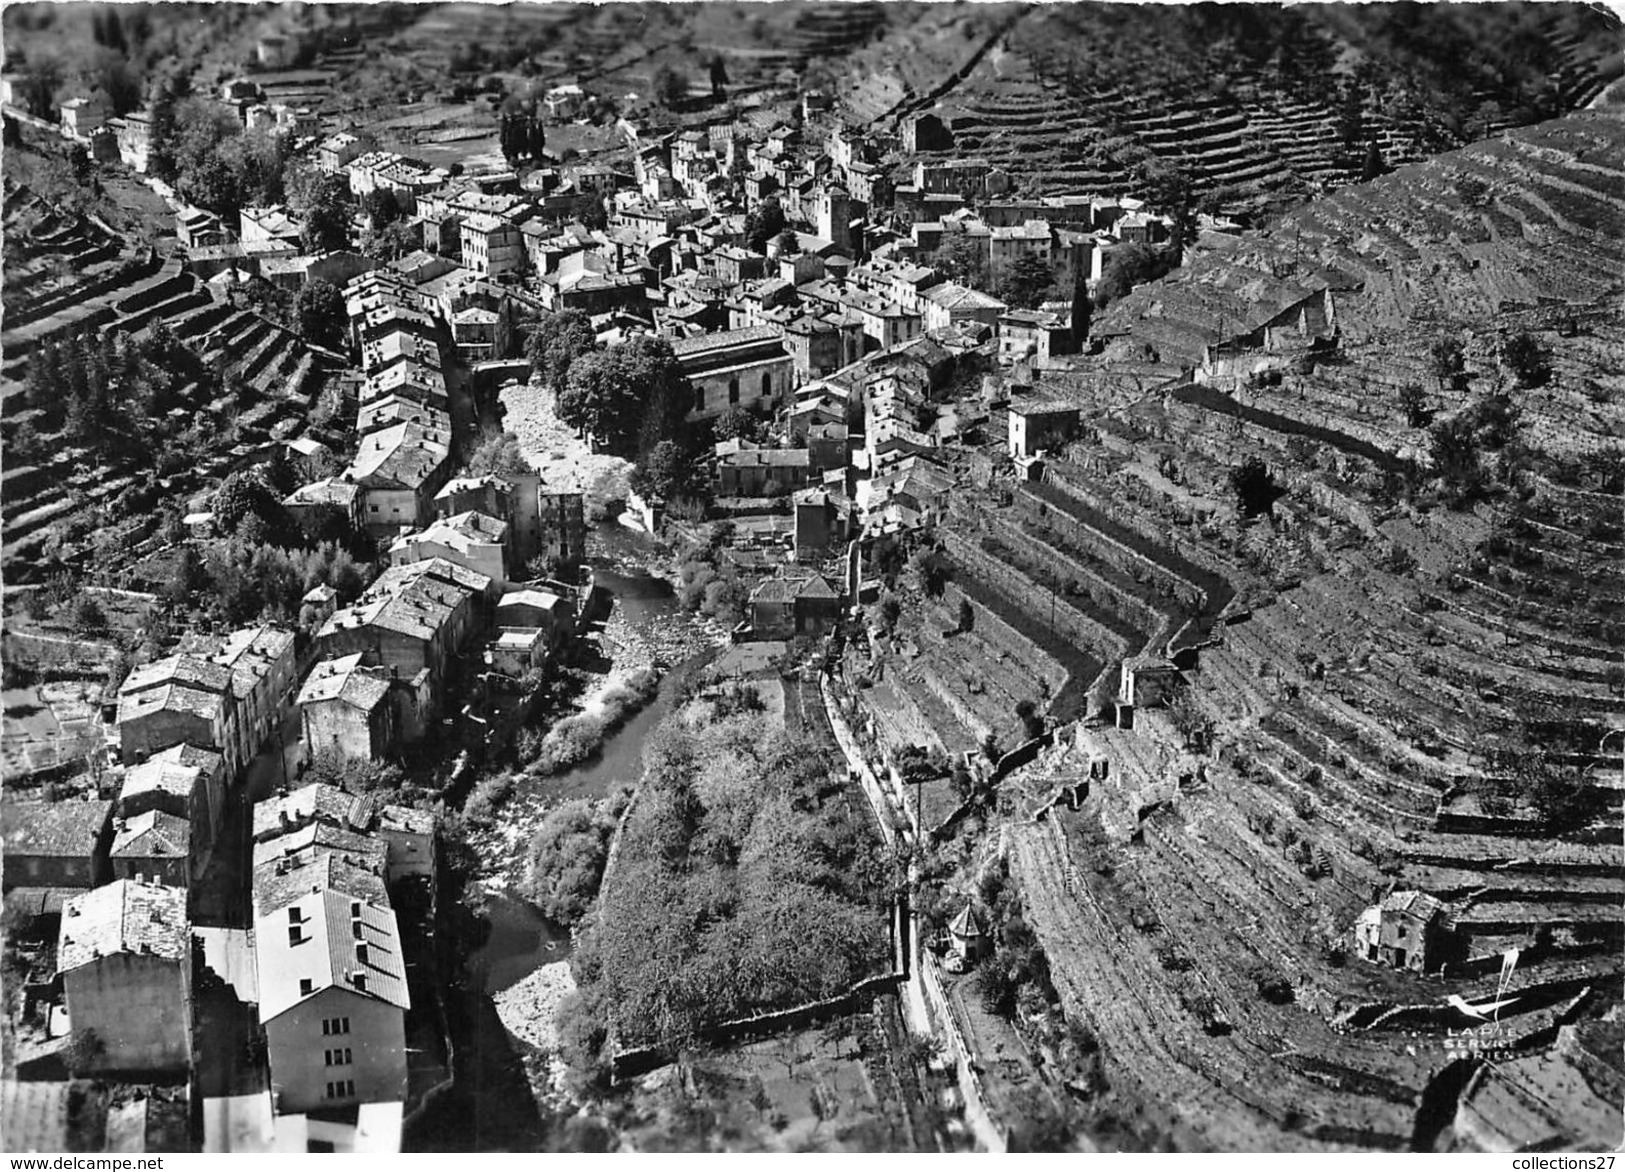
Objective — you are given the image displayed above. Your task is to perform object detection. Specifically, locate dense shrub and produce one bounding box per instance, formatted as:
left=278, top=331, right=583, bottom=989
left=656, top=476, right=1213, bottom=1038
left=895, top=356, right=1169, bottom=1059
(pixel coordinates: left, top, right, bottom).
left=528, top=668, right=659, bottom=777
left=526, top=793, right=630, bottom=924
left=569, top=707, right=890, bottom=1050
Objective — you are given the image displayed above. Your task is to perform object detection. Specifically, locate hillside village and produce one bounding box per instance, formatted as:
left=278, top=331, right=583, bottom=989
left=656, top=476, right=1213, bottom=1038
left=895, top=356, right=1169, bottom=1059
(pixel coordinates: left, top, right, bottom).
left=2, top=0, right=1623, bottom=1156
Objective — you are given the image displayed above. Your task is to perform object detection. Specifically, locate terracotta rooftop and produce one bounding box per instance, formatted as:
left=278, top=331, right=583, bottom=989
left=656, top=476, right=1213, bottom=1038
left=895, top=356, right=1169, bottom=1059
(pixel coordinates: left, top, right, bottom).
left=2, top=800, right=111, bottom=859
left=57, top=880, right=187, bottom=973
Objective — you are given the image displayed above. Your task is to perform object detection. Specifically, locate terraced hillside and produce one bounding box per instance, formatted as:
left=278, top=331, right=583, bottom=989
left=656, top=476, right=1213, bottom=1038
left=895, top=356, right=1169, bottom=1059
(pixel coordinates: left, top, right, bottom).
left=871, top=109, right=1623, bottom=1151
left=1, top=172, right=345, bottom=587
left=864, top=3, right=1622, bottom=217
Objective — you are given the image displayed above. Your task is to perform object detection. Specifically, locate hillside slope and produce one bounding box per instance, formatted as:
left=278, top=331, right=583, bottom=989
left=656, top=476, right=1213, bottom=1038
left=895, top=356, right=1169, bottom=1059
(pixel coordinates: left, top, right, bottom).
left=902, top=108, right=1623, bottom=1150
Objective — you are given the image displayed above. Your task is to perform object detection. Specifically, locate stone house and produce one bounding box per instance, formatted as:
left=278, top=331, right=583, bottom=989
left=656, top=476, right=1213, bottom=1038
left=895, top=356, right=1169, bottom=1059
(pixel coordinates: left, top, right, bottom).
left=253, top=784, right=434, bottom=884
left=1, top=801, right=113, bottom=894
left=317, top=558, right=492, bottom=686
left=488, top=628, right=550, bottom=677
left=749, top=575, right=843, bottom=639
left=110, top=811, right=191, bottom=888
left=116, top=656, right=245, bottom=776
left=999, top=309, right=1073, bottom=364
left=433, top=473, right=587, bottom=575
left=712, top=443, right=813, bottom=497
left=919, top=282, right=1006, bottom=334
left=793, top=488, right=850, bottom=556
left=59, top=94, right=108, bottom=138
left=117, top=743, right=227, bottom=864
left=1355, top=890, right=1453, bottom=973
left=1007, top=399, right=1082, bottom=459
left=494, top=589, right=574, bottom=648
left=297, top=655, right=400, bottom=765
left=210, top=625, right=298, bottom=764
left=57, top=880, right=190, bottom=1072
left=284, top=477, right=366, bottom=537
left=459, top=212, right=525, bottom=279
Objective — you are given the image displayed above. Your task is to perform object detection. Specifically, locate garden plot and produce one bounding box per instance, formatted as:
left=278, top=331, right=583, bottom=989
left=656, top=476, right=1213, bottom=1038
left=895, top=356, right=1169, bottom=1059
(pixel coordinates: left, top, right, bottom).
left=617, top=1007, right=925, bottom=1152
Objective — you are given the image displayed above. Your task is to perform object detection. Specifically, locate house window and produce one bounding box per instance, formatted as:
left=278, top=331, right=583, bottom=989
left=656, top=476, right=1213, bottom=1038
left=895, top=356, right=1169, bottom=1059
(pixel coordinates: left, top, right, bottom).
left=325, top=1047, right=352, bottom=1066
left=728, top=377, right=740, bottom=405
left=693, top=385, right=706, bottom=412
left=761, top=372, right=772, bottom=399
left=352, top=919, right=364, bottom=939
left=288, top=926, right=304, bottom=947
left=1397, top=924, right=1407, bottom=940
left=321, top=1016, right=351, bottom=1036
left=299, top=978, right=314, bottom=996
left=370, top=504, right=380, bottom=513
left=324, top=1079, right=355, bottom=1100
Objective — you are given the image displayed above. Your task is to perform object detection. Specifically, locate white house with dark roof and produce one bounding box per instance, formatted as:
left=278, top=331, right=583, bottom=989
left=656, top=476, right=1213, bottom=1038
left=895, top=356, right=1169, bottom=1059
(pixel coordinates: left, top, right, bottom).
left=389, top=510, right=510, bottom=584
left=347, top=421, right=453, bottom=535
left=57, top=880, right=190, bottom=1072
left=254, top=889, right=410, bottom=1114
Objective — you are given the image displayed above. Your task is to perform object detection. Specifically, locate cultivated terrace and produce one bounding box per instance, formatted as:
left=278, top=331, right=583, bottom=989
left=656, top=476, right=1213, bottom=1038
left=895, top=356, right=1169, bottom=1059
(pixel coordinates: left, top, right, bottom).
left=1, top=0, right=1621, bottom=1155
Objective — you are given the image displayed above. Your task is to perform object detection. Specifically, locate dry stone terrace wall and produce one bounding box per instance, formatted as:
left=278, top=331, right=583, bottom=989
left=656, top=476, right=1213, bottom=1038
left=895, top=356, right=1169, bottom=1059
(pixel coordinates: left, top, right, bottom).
left=938, top=531, right=1106, bottom=724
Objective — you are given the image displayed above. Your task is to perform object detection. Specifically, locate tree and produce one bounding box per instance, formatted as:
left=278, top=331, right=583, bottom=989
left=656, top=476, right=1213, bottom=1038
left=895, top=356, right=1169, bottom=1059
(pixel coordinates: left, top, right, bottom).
left=630, top=440, right=705, bottom=504
left=572, top=193, right=607, bottom=231
left=1361, top=140, right=1388, bottom=181
left=743, top=196, right=786, bottom=254
left=1429, top=335, right=1466, bottom=391
left=1398, top=382, right=1429, bottom=427
left=526, top=798, right=618, bottom=924
left=775, top=228, right=801, bottom=257
left=709, top=55, right=729, bottom=100
left=1165, top=689, right=1211, bottom=751
left=18, top=59, right=61, bottom=120
left=712, top=406, right=762, bottom=443
left=1094, top=243, right=1174, bottom=308
left=957, top=598, right=975, bottom=634
left=464, top=430, right=531, bottom=478
left=72, top=595, right=106, bottom=636
left=1069, top=273, right=1092, bottom=347
left=932, top=232, right=987, bottom=287
left=213, top=470, right=283, bottom=536
left=297, top=280, right=346, bottom=350
left=652, top=65, right=687, bottom=108
left=300, top=178, right=351, bottom=254
left=1428, top=413, right=1484, bottom=504
left=1468, top=391, right=1520, bottom=450
left=560, top=336, right=693, bottom=455
left=1502, top=331, right=1550, bottom=387
left=362, top=187, right=403, bottom=232
left=1228, top=457, right=1281, bottom=519
left=995, top=252, right=1057, bottom=310
left=526, top=309, right=598, bottom=389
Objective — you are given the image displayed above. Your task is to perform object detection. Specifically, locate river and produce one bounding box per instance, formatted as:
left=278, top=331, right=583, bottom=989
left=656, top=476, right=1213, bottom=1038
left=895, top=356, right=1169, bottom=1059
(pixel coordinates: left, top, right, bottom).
left=468, top=525, right=720, bottom=995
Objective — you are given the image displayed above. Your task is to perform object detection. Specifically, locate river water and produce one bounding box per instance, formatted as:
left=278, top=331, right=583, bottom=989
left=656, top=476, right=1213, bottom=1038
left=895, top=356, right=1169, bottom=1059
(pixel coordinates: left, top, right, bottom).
left=468, top=526, right=719, bottom=995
